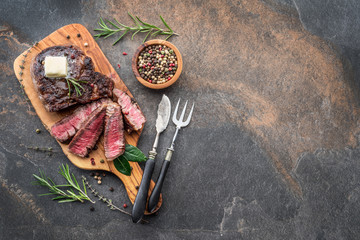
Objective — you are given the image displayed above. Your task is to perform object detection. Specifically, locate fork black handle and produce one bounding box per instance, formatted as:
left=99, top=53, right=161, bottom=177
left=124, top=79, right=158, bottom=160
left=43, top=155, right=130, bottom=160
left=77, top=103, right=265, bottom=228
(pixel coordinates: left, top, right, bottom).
left=131, top=158, right=155, bottom=223
left=148, top=159, right=171, bottom=212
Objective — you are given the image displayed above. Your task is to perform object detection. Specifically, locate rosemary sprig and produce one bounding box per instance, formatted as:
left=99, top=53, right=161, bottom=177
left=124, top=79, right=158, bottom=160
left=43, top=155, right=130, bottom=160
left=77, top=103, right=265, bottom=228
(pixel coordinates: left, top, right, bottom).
left=66, top=78, right=87, bottom=97
left=82, top=176, right=149, bottom=223
left=33, top=164, right=95, bottom=203
left=94, top=12, right=178, bottom=45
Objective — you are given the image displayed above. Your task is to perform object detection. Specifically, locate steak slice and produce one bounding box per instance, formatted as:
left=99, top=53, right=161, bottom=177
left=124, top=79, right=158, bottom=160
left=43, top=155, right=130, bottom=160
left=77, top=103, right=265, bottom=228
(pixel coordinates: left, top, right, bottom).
left=113, top=88, right=146, bottom=133
left=104, top=103, right=125, bottom=161
left=68, top=105, right=107, bottom=157
left=51, top=98, right=110, bottom=143
left=31, top=45, right=114, bottom=112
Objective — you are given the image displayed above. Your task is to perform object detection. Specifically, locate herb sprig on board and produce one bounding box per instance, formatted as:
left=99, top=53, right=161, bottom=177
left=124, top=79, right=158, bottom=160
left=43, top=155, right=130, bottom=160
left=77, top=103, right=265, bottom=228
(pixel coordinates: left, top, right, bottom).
left=113, top=144, right=147, bottom=176
left=33, top=164, right=95, bottom=203
left=66, top=78, right=87, bottom=97
left=94, top=12, right=178, bottom=45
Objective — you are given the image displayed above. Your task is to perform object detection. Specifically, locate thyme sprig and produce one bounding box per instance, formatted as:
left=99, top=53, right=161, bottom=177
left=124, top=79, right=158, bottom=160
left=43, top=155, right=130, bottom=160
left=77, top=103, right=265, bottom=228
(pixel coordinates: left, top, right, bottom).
left=94, top=12, right=178, bottom=45
left=66, top=78, right=87, bottom=97
left=33, top=164, right=95, bottom=203
left=82, top=176, right=149, bottom=223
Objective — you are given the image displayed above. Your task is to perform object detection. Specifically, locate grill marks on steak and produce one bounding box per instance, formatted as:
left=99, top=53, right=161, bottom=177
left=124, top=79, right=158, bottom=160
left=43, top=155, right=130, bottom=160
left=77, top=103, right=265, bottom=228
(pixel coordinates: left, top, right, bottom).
left=32, top=45, right=114, bottom=112
left=51, top=99, right=110, bottom=143
left=104, top=103, right=125, bottom=161
left=68, top=105, right=107, bottom=157
left=113, top=88, right=146, bottom=133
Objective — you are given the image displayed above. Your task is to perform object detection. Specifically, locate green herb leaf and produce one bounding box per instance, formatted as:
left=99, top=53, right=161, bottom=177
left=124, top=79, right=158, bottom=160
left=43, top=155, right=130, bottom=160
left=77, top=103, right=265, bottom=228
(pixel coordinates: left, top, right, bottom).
left=94, top=13, right=177, bottom=45
left=122, top=144, right=147, bottom=162
left=113, top=156, right=132, bottom=176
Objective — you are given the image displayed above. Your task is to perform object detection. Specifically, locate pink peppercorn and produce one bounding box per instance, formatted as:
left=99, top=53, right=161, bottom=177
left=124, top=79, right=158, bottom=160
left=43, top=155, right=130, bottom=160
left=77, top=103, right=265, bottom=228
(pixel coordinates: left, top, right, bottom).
left=149, top=80, right=152, bottom=83
left=151, top=66, right=155, bottom=70
left=90, top=83, right=94, bottom=88
left=161, top=55, right=164, bottom=58
left=123, top=204, right=127, bottom=208
left=147, top=63, right=151, bottom=66
left=167, top=77, right=171, bottom=80
left=117, top=64, right=121, bottom=68
left=169, top=67, right=172, bottom=71
left=122, top=52, right=127, bottom=55
left=149, top=50, right=152, bottom=53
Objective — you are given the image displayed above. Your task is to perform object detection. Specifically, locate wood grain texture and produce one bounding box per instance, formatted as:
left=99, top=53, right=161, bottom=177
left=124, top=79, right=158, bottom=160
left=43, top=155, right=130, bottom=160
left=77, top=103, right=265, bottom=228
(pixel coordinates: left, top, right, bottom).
left=13, top=23, right=161, bottom=214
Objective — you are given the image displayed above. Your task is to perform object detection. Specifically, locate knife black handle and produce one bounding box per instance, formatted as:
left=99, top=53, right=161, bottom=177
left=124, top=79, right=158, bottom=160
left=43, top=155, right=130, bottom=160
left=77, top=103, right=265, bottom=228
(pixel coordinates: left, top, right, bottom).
left=148, top=160, right=171, bottom=213
left=132, top=158, right=155, bottom=223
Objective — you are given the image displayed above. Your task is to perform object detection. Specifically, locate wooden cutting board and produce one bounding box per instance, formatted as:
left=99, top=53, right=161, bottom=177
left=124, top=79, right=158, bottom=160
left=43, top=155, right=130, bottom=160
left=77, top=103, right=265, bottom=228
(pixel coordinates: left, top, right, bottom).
left=13, top=23, right=161, bottom=214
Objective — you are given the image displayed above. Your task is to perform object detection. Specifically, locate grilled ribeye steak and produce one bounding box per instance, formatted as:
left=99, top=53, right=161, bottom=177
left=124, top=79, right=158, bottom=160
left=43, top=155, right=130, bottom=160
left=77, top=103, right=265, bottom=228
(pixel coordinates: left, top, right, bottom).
left=104, top=103, right=125, bottom=161
left=51, top=98, right=110, bottom=143
left=32, top=45, right=114, bottom=112
left=68, top=105, right=107, bottom=157
left=113, top=88, right=146, bottom=133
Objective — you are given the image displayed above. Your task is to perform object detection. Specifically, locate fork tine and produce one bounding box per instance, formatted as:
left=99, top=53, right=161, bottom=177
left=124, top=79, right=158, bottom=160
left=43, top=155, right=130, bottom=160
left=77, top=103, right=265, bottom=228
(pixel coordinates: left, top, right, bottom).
left=183, top=103, right=194, bottom=126
left=172, top=99, right=181, bottom=124
left=178, top=100, right=188, bottom=122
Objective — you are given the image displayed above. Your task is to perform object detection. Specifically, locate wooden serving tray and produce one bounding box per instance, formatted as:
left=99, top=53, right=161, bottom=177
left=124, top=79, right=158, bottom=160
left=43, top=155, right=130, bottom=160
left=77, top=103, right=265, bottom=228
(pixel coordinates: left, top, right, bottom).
left=13, top=23, right=161, bottom=214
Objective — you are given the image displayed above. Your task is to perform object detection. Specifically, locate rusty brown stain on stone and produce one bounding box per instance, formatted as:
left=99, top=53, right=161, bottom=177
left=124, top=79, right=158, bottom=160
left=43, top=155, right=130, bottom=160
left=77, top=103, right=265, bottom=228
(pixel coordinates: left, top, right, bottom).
left=1, top=178, right=48, bottom=223
left=78, top=0, right=360, bottom=196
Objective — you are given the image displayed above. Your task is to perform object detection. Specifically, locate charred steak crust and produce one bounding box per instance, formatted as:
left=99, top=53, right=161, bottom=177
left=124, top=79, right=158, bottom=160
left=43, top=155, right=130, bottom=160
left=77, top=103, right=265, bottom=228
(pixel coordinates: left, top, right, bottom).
left=32, top=45, right=114, bottom=112
left=68, top=105, right=107, bottom=157
left=50, top=98, right=110, bottom=143
left=113, top=88, right=146, bottom=133
left=104, top=103, right=125, bottom=161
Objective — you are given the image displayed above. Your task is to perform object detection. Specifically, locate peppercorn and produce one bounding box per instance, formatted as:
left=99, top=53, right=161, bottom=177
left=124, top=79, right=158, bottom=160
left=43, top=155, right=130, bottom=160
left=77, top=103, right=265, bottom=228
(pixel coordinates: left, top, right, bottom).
left=66, top=35, right=70, bottom=39
left=77, top=33, right=81, bottom=37
left=90, top=172, right=95, bottom=177
left=135, top=185, right=139, bottom=190
left=100, top=159, right=105, bottom=163
left=35, top=129, right=41, bottom=134
left=137, top=44, right=177, bottom=84
left=90, top=206, right=95, bottom=211
left=102, top=173, right=106, bottom=177
left=123, top=204, right=127, bottom=208
left=109, top=187, right=114, bottom=192
left=95, top=172, right=100, bottom=176
left=122, top=52, right=127, bottom=55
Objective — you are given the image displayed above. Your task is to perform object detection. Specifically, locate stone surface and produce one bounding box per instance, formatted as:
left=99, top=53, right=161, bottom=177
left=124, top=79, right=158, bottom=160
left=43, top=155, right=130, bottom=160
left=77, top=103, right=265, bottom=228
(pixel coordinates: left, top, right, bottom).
left=1, top=0, right=360, bottom=239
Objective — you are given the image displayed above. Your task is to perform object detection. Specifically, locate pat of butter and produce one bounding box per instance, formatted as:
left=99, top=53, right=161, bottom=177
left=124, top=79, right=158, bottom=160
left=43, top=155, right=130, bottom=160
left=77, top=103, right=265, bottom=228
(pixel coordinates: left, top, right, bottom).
left=44, top=56, right=68, bottom=78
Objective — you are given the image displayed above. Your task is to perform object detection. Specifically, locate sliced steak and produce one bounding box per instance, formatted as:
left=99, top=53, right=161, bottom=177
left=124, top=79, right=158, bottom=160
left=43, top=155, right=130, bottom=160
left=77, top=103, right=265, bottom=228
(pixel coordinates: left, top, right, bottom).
left=113, top=88, right=146, bottom=133
left=104, top=103, right=125, bottom=161
left=32, top=45, right=114, bottom=112
left=51, top=98, right=110, bottom=143
left=68, top=105, right=107, bottom=157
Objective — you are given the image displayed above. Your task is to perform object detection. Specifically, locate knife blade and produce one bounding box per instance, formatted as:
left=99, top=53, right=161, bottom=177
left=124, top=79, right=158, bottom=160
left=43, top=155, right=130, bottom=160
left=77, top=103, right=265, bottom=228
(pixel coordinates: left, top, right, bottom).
left=132, top=94, right=171, bottom=223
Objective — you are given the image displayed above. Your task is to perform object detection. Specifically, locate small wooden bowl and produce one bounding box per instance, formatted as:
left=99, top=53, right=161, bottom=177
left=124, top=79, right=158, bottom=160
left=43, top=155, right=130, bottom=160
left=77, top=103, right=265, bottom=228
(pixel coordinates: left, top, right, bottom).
left=132, top=39, right=183, bottom=89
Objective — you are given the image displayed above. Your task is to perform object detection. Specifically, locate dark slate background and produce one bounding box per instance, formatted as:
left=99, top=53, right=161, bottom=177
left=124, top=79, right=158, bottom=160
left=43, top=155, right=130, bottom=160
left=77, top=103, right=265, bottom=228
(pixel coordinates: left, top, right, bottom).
left=1, top=0, right=360, bottom=239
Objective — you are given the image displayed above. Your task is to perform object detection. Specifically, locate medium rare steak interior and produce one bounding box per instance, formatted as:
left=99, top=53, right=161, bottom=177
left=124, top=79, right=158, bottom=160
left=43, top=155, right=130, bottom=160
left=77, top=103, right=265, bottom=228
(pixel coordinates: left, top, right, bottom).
left=113, top=88, right=146, bottom=133
left=32, top=45, right=114, bottom=112
left=68, top=105, right=107, bottom=157
left=104, top=103, right=125, bottom=161
left=51, top=98, right=110, bottom=143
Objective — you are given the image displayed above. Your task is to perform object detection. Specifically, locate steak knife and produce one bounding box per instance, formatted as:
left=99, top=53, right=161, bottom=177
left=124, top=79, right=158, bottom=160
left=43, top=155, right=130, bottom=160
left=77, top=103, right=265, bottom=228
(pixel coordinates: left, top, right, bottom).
left=132, top=94, right=171, bottom=223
